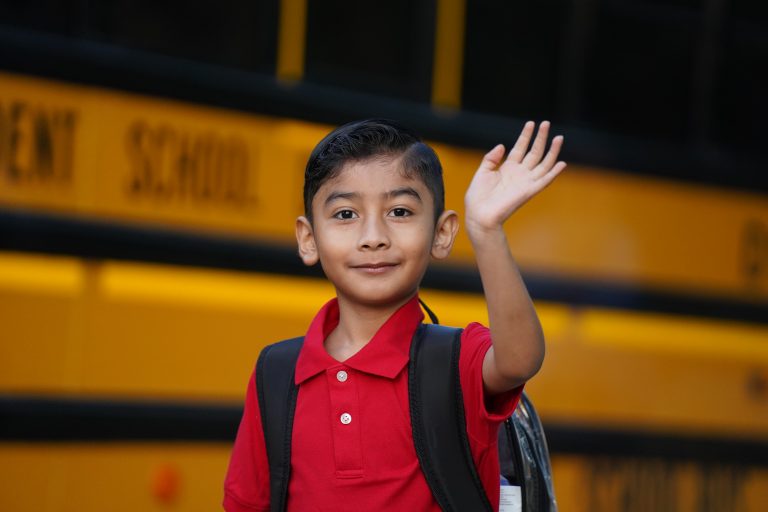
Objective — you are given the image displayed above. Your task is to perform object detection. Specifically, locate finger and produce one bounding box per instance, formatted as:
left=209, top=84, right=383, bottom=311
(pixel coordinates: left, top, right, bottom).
left=535, top=161, right=567, bottom=189
left=506, top=121, right=535, bottom=163
left=479, top=144, right=506, bottom=171
left=521, top=121, right=551, bottom=168
left=531, top=135, right=564, bottom=178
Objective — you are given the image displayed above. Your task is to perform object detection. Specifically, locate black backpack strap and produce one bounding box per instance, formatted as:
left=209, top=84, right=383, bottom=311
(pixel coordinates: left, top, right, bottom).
left=255, top=337, right=304, bottom=512
left=409, top=323, right=493, bottom=512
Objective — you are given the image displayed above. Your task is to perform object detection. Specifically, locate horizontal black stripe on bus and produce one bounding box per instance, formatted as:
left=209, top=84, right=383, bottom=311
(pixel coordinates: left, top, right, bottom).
left=1, top=207, right=766, bottom=325
left=0, top=396, right=241, bottom=442
left=0, top=26, right=764, bottom=193
left=1, top=396, right=767, bottom=467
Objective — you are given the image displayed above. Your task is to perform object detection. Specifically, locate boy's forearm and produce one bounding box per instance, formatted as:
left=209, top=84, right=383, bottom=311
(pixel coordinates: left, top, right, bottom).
left=462, top=121, right=564, bottom=391
left=468, top=224, right=545, bottom=387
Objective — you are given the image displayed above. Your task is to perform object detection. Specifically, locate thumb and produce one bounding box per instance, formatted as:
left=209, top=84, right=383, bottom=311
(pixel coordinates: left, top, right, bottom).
left=479, top=144, right=505, bottom=171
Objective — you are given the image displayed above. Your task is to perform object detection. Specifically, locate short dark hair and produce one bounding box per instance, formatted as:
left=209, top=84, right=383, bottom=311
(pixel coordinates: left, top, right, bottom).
left=303, top=119, right=444, bottom=222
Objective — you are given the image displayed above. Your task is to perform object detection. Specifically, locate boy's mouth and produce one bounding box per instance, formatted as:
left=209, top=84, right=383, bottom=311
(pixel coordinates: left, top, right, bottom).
left=351, top=262, right=399, bottom=274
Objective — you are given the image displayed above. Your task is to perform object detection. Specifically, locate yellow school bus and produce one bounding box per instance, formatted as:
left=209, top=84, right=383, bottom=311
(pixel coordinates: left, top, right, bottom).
left=1, top=1, right=767, bottom=510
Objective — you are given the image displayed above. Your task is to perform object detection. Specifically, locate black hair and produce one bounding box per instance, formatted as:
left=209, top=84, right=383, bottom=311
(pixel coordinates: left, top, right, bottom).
left=303, top=119, right=444, bottom=222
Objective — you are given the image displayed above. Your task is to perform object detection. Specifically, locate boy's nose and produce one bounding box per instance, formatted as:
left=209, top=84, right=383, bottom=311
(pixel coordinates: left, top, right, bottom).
left=358, top=217, right=390, bottom=250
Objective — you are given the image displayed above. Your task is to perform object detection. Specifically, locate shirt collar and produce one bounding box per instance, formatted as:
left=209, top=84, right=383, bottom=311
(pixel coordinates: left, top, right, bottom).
left=295, top=295, right=424, bottom=384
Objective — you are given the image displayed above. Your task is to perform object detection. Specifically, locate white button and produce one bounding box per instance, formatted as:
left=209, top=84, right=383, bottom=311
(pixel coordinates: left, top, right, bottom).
left=336, top=370, right=348, bottom=382
left=340, top=413, right=352, bottom=425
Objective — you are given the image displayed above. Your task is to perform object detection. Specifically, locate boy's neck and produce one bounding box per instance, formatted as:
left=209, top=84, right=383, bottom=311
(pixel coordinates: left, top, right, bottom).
left=324, top=292, right=417, bottom=362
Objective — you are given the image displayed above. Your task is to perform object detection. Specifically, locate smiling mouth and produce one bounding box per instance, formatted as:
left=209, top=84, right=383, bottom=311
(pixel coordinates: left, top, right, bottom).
left=352, top=263, right=399, bottom=274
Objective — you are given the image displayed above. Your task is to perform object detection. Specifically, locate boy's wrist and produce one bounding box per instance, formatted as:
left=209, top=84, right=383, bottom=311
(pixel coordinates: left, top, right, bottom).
left=465, top=219, right=507, bottom=247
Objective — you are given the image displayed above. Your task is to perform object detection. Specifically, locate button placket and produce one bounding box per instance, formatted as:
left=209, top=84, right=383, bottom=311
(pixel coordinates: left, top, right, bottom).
left=326, top=367, right=363, bottom=477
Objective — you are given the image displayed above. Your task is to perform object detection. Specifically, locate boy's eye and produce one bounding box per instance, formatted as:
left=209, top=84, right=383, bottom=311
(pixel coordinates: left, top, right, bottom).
left=333, top=209, right=357, bottom=220
left=389, top=208, right=411, bottom=217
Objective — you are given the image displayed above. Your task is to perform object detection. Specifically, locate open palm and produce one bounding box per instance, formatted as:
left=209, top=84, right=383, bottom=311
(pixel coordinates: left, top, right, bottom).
left=465, top=121, right=566, bottom=232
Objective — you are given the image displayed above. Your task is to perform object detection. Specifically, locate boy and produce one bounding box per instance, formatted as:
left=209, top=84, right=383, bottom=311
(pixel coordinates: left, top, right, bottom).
left=224, top=119, right=565, bottom=511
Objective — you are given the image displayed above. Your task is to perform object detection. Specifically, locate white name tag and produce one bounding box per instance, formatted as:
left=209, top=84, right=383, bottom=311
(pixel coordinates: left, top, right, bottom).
left=499, top=485, right=522, bottom=512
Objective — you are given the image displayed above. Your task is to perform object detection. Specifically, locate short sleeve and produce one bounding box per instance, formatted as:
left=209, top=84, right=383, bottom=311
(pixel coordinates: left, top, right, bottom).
left=459, top=322, right=523, bottom=445
left=223, top=371, right=271, bottom=512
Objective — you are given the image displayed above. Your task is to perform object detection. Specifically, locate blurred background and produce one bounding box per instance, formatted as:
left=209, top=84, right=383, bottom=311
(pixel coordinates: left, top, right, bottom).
left=1, top=0, right=767, bottom=510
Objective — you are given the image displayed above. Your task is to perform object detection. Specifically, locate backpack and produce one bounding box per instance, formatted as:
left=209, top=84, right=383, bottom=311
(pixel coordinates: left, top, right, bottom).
left=255, top=323, right=558, bottom=512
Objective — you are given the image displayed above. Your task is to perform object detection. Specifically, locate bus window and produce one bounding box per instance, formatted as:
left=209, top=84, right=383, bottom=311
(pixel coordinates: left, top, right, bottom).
left=712, top=4, right=767, bottom=155
left=304, top=0, right=435, bottom=102
left=580, top=2, right=698, bottom=143
left=462, top=0, right=569, bottom=121
left=0, top=1, right=280, bottom=73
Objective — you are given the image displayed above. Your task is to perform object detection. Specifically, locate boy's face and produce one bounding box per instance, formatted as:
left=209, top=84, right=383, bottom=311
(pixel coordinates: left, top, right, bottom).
left=296, top=156, right=457, bottom=308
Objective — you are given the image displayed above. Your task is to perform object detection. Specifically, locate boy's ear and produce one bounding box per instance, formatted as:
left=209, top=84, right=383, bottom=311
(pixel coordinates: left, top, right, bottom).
left=431, top=209, right=459, bottom=260
left=295, top=216, right=319, bottom=266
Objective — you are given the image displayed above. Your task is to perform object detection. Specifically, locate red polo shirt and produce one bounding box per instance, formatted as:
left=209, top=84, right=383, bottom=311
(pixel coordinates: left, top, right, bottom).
left=224, top=295, right=522, bottom=511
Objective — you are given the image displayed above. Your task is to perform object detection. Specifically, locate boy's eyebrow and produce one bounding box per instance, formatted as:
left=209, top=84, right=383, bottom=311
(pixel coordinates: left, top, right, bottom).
left=324, top=191, right=360, bottom=206
left=385, top=187, right=422, bottom=202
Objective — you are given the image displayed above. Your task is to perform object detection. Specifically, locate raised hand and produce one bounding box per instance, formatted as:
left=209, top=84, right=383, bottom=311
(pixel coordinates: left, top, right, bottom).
left=464, top=121, right=565, bottom=235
